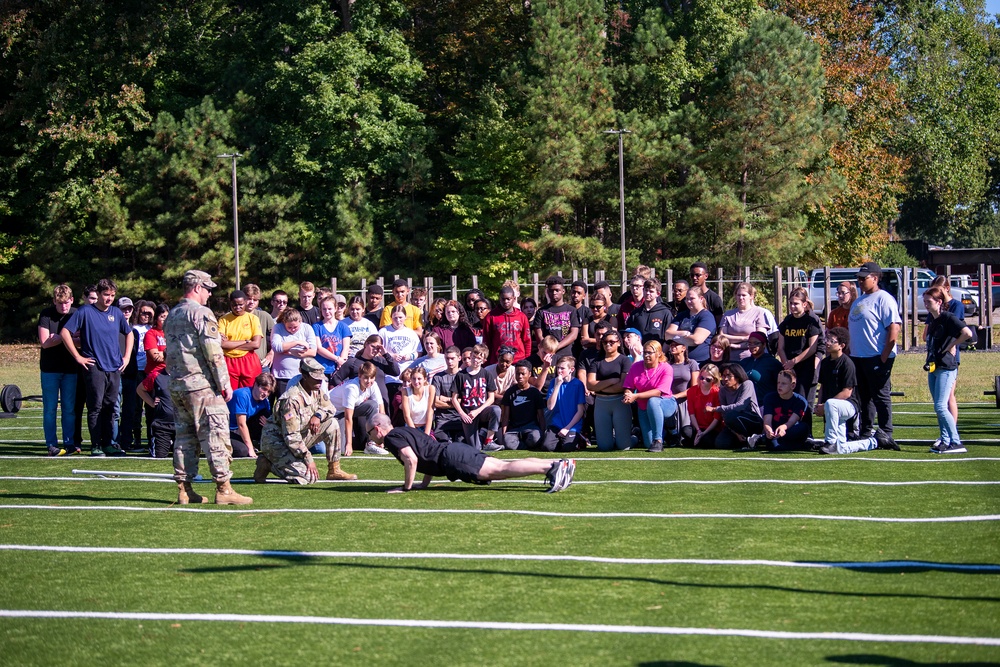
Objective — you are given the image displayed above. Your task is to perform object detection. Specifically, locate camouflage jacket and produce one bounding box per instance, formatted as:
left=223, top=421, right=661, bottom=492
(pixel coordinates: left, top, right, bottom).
left=164, top=298, right=229, bottom=394
left=265, top=382, right=337, bottom=457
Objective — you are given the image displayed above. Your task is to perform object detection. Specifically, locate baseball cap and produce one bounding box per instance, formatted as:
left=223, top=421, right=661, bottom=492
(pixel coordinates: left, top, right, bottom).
left=117, top=297, right=133, bottom=309
left=334, top=293, right=347, bottom=305
left=299, top=358, right=326, bottom=381
left=184, top=270, right=218, bottom=289
left=856, top=261, right=881, bottom=279
left=622, top=328, right=642, bottom=338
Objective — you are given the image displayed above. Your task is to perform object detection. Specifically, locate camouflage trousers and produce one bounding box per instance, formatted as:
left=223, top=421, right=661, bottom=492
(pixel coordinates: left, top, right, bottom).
left=259, top=414, right=340, bottom=485
left=171, top=387, right=232, bottom=484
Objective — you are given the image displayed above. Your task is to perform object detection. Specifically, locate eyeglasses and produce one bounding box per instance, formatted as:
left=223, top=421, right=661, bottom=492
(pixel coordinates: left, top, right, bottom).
left=591, top=303, right=605, bottom=309
left=699, top=376, right=714, bottom=382
left=273, top=299, right=287, bottom=306
left=603, top=339, right=620, bottom=345
left=476, top=306, right=489, bottom=312
left=631, top=283, right=644, bottom=290
left=139, top=310, right=154, bottom=317
left=690, top=272, right=706, bottom=278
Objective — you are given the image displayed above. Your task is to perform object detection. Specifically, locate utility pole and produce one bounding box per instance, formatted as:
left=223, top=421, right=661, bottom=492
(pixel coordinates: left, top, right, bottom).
left=217, top=153, right=242, bottom=289
left=603, top=129, right=631, bottom=289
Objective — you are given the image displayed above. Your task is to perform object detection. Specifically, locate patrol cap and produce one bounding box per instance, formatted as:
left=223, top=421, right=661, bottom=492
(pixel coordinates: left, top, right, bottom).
left=299, top=357, right=326, bottom=381
left=184, top=270, right=218, bottom=290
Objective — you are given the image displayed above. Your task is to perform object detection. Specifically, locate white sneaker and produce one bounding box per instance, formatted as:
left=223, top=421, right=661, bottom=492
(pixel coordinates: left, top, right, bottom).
left=364, top=441, right=388, bottom=456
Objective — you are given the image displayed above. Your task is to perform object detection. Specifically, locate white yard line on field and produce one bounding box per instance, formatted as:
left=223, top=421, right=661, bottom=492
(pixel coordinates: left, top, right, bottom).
left=0, top=609, right=997, bottom=645
left=0, top=504, right=997, bottom=522
left=3, top=544, right=998, bottom=573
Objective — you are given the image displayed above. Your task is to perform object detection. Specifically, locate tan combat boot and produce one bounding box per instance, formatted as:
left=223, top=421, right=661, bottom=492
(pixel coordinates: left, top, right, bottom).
left=177, top=481, right=207, bottom=505
left=326, top=461, right=358, bottom=481
left=253, top=456, right=271, bottom=483
left=215, top=481, right=253, bottom=505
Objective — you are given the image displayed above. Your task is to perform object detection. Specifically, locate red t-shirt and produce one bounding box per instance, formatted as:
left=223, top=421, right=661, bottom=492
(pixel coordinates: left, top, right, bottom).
left=687, top=384, right=721, bottom=431
left=143, top=327, right=167, bottom=377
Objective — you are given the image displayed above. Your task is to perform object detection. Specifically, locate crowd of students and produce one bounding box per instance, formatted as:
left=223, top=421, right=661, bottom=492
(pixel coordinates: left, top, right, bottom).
left=37, top=260, right=975, bottom=460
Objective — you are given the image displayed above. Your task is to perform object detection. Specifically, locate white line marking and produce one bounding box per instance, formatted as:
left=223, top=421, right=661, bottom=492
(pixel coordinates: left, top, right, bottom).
left=0, top=505, right=996, bottom=522
left=0, top=610, right=996, bottom=645
left=3, top=544, right=996, bottom=572
left=3, top=475, right=999, bottom=487
left=4, top=454, right=1000, bottom=462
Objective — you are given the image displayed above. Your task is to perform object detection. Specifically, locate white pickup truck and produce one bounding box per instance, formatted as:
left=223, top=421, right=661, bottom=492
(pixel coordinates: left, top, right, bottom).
left=808, top=267, right=979, bottom=317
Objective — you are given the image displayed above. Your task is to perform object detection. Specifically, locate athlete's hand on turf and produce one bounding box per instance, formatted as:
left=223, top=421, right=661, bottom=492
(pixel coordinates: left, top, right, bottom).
left=387, top=486, right=409, bottom=494
left=305, top=461, right=319, bottom=483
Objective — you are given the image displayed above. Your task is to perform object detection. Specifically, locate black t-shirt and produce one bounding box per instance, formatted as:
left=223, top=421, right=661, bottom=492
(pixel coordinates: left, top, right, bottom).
left=431, top=371, right=460, bottom=425
left=383, top=425, right=449, bottom=476
left=926, top=312, right=966, bottom=371
left=502, top=385, right=545, bottom=429
left=575, top=347, right=602, bottom=375
left=589, top=354, right=631, bottom=392
left=818, top=353, right=859, bottom=412
left=299, top=306, right=320, bottom=326
left=38, top=305, right=78, bottom=373
left=150, top=371, right=176, bottom=429
left=453, top=367, right=498, bottom=410
left=779, top=313, right=822, bottom=361
left=532, top=304, right=580, bottom=347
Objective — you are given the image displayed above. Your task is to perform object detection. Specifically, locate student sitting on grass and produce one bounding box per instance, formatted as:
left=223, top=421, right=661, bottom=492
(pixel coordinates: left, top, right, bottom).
left=498, top=361, right=546, bottom=450
left=751, top=369, right=810, bottom=451
left=369, top=414, right=575, bottom=494
left=811, top=327, right=894, bottom=454
left=541, top=355, right=586, bottom=452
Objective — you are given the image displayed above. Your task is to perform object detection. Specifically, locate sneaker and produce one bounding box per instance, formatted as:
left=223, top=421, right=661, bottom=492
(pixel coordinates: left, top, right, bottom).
left=90, top=449, right=105, bottom=457
left=482, top=441, right=504, bottom=452
left=738, top=433, right=761, bottom=453
left=648, top=439, right=664, bottom=453
left=930, top=438, right=942, bottom=450
left=556, top=459, right=576, bottom=492
left=66, top=446, right=83, bottom=456
left=47, top=446, right=67, bottom=457
left=364, top=441, right=388, bottom=456
left=931, top=442, right=966, bottom=454
left=103, top=446, right=126, bottom=457
left=818, top=442, right=839, bottom=455
left=545, top=460, right=566, bottom=493
left=873, top=428, right=899, bottom=451
left=806, top=437, right=825, bottom=451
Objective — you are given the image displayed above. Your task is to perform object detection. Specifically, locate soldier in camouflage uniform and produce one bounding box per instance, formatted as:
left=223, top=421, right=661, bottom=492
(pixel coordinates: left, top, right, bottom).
left=255, top=357, right=356, bottom=484
left=165, top=270, right=252, bottom=505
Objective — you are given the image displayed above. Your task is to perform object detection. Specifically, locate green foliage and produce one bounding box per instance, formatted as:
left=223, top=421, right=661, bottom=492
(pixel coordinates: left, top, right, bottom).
left=872, top=242, right=919, bottom=268
left=683, top=13, right=843, bottom=272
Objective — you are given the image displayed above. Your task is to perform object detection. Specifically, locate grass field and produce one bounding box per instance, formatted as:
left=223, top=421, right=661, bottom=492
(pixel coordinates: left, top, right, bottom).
left=1, top=348, right=998, bottom=665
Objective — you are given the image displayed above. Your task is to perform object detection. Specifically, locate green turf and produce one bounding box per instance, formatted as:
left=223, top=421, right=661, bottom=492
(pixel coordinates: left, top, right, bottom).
left=2, top=373, right=999, bottom=664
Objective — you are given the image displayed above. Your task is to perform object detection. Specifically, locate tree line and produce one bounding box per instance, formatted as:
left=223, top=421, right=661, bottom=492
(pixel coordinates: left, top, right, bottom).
left=1, top=0, right=998, bottom=338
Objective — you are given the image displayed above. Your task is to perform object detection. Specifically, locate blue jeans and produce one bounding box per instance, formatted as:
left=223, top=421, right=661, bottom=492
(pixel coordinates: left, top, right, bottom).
left=41, top=371, right=77, bottom=448
left=928, top=367, right=960, bottom=445
left=638, top=396, right=678, bottom=447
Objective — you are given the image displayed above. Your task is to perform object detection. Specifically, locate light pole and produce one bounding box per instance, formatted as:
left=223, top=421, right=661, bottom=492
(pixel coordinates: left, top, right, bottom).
left=603, top=129, right=631, bottom=289
left=217, top=153, right=242, bottom=290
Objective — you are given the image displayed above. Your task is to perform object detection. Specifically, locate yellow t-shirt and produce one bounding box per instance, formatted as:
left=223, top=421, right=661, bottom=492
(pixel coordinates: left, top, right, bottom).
left=219, top=311, right=263, bottom=358
left=380, top=302, right=423, bottom=331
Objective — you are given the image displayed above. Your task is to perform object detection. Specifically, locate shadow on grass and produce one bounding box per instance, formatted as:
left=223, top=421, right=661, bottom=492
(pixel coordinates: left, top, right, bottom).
left=177, top=558, right=1000, bottom=603
left=638, top=662, right=724, bottom=667
left=826, top=655, right=999, bottom=666
left=0, top=492, right=174, bottom=505
left=294, top=484, right=543, bottom=494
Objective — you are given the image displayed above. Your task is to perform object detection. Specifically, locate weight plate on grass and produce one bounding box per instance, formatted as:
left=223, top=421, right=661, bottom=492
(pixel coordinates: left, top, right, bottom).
left=0, top=384, right=22, bottom=413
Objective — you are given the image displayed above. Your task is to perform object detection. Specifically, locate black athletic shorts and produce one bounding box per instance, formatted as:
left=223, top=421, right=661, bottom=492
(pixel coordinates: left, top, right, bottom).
left=439, top=443, right=488, bottom=484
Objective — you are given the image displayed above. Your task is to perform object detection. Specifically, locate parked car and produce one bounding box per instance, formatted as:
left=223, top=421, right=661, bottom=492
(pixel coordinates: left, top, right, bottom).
left=809, top=267, right=978, bottom=317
